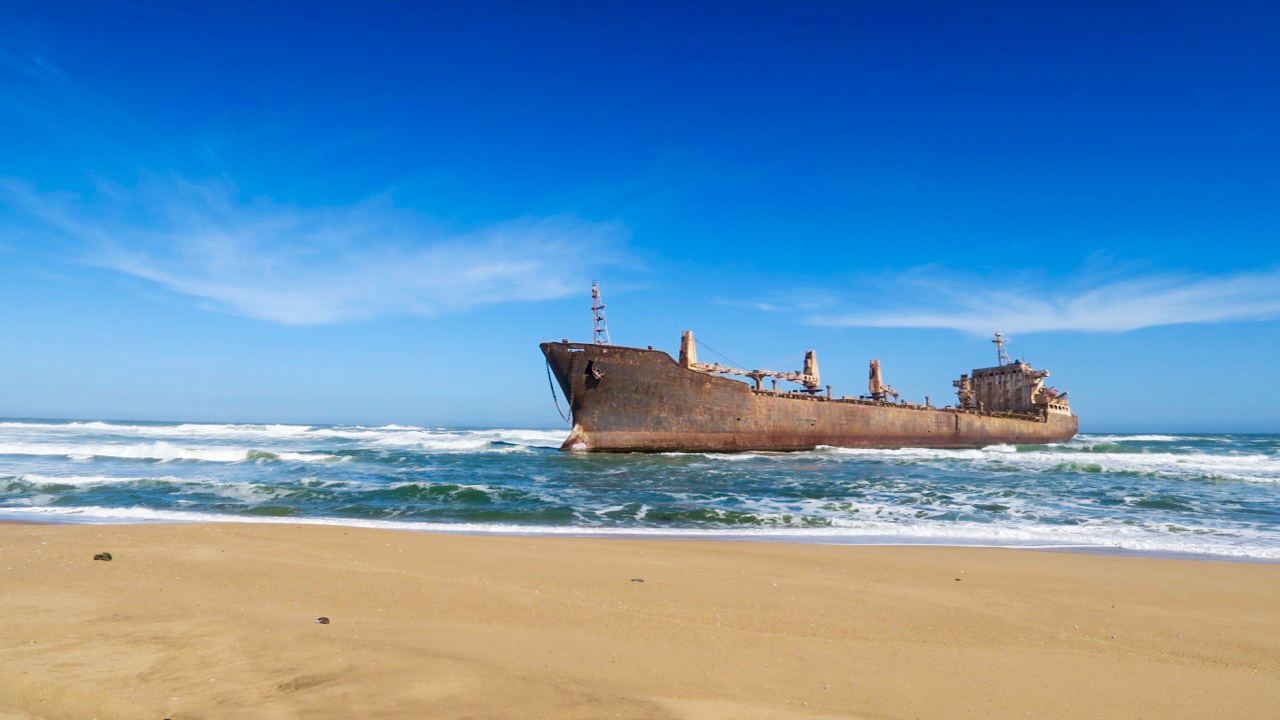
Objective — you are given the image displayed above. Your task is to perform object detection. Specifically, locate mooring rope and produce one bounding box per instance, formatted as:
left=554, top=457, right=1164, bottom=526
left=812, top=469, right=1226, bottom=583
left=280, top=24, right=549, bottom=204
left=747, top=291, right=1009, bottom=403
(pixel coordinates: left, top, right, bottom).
left=545, top=360, right=570, bottom=424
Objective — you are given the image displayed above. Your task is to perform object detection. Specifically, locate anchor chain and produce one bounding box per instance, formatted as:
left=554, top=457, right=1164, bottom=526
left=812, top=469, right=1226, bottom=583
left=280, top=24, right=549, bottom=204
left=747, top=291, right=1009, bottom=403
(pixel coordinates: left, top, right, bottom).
left=545, top=359, right=570, bottom=424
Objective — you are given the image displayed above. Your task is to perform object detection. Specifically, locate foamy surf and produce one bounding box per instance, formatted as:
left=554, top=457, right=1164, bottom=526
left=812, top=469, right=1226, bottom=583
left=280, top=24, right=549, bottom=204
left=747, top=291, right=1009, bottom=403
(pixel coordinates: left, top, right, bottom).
left=0, top=441, right=339, bottom=463
left=1, top=419, right=1277, bottom=560
left=1, top=504, right=1276, bottom=560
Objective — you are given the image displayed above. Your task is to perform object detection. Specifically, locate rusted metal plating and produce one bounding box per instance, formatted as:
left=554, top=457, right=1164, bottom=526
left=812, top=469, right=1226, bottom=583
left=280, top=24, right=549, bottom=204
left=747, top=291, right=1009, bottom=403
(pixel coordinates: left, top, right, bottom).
left=542, top=335, right=1077, bottom=453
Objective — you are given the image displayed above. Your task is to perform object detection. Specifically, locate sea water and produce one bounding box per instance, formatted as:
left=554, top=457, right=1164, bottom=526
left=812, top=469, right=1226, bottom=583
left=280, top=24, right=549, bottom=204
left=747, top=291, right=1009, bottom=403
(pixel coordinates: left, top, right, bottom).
left=1, top=418, right=1277, bottom=560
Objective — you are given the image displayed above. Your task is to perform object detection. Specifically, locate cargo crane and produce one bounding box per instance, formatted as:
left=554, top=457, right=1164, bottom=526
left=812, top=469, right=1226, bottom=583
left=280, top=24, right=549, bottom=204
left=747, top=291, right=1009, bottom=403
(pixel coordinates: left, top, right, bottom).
left=679, top=331, right=822, bottom=394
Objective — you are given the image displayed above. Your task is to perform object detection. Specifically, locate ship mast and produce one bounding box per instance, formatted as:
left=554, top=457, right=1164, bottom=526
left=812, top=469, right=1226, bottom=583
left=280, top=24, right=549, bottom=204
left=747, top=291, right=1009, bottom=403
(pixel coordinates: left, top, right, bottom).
left=992, top=332, right=1010, bottom=366
left=592, top=282, right=611, bottom=345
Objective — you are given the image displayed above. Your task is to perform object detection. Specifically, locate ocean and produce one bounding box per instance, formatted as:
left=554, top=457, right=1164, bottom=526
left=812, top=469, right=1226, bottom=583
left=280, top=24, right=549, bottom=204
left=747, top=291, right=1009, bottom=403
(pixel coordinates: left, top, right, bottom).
left=1, top=418, right=1277, bottom=560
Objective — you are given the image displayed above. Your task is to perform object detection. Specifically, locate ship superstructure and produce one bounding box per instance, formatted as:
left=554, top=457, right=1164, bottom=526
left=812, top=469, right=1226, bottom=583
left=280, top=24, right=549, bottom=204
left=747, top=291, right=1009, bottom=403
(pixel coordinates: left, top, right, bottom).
left=949, top=332, right=1071, bottom=419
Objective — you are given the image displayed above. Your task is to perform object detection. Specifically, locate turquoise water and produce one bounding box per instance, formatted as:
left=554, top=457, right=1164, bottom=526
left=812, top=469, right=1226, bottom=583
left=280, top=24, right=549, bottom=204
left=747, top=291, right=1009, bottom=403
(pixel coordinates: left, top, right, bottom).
left=1, top=418, right=1277, bottom=560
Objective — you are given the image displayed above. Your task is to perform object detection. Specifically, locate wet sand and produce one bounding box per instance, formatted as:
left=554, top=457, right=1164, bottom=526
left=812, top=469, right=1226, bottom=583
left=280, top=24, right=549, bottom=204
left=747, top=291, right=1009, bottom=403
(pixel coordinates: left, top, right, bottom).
left=0, top=522, right=1276, bottom=719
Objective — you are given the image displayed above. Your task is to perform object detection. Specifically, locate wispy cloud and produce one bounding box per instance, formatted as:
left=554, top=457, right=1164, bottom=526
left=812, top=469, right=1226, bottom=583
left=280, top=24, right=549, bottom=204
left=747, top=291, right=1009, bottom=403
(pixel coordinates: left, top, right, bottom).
left=4, top=176, right=627, bottom=325
left=807, top=267, right=1280, bottom=334
left=1, top=46, right=627, bottom=325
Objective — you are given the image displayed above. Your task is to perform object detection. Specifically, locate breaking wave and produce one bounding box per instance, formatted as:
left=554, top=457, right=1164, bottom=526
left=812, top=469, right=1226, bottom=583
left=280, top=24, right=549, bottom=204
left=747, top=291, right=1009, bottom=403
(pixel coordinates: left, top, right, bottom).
left=819, top=444, right=1280, bottom=484
left=1, top=505, right=1275, bottom=560
left=1077, top=434, right=1187, bottom=443
left=0, top=422, right=566, bottom=454
left=1, top=419, right=1277, bottom=560
left=0, top=441, right=339, bottom=463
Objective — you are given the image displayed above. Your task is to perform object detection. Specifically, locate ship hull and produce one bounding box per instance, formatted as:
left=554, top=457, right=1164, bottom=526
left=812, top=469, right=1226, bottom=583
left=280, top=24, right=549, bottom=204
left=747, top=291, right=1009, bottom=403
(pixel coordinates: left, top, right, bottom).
left=542, top=342, right=1078, bottom=453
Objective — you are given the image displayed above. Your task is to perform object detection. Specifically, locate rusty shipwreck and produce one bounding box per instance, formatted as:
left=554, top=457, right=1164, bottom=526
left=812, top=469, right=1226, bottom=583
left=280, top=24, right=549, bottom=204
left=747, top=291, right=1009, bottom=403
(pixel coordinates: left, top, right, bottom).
left=541, top=286, right=1077, bottom=453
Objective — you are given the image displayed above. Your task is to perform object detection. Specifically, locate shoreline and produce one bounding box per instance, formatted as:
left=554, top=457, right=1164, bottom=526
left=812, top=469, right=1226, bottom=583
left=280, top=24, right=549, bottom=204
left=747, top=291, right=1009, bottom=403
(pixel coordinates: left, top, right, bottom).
left=1, top=511, right=1277, bottom=565
left=1, top=522, right=1277, bottom=719
left=4, top=423, right=1276, bottom=568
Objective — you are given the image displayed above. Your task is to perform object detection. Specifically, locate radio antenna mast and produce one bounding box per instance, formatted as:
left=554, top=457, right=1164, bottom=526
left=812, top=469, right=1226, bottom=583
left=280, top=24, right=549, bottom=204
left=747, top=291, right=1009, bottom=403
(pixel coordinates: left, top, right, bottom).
left=592, top=282, right=610, bottom=345
left=992, top=332, right=1010, bottom=366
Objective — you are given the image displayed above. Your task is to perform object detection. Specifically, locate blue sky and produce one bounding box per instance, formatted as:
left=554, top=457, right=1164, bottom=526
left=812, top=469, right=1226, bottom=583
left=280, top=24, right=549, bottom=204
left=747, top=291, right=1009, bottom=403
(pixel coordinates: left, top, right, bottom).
left=2, top=1, right=1278, bottom=431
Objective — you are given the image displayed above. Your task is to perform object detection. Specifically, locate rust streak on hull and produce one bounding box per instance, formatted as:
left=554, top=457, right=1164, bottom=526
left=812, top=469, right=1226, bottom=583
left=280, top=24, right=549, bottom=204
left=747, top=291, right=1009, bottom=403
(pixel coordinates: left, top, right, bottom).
left=542, top=342, right=1078, bottom=453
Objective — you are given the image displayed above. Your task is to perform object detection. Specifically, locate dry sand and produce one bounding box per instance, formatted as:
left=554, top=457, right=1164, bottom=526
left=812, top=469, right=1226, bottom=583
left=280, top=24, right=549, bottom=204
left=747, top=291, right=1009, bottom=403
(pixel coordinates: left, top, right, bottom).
left=0, top=523, right=1276, bottom=719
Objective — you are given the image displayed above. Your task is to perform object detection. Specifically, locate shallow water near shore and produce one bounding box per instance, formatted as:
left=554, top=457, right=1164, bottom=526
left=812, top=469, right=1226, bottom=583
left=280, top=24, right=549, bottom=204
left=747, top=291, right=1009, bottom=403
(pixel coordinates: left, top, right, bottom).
left=1, top=418, right=1277, bottom=559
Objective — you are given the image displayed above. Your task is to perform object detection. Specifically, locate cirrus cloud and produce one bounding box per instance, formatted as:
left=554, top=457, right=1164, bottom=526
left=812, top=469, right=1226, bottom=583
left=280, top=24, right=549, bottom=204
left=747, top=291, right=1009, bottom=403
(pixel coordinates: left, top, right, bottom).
left=807, top=266, right=1280, bottom=335
left=4, top=175, right=628, bottom=325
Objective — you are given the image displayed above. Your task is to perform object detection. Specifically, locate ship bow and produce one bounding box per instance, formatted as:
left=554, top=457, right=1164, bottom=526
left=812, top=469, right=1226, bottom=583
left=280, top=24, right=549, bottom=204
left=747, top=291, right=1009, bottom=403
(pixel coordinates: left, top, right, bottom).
left=540, top=342, right=575, bottom=399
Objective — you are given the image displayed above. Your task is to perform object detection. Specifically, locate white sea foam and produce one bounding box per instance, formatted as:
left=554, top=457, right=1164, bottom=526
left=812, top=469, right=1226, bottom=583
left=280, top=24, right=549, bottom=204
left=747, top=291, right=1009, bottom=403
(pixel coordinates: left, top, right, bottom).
left=3, top=421, right=1274, bottom=561
left=660, top=451, right=773, bottom=461
left=0, top=420, right=568, bottom=451
left=2, top=505, right=1276, bottom=560
left=365, top=432, right=511, bottom=452
left=487, top=429, right=568, bottom=447
left=1076, top=434, right=1188, bottom=443
left=0, top=441, right=337, bottom=463
left=355, top=428, right=564, bottom=451
left=820, top=445, right=1280, bottom=483
left=0, top=420, right=319, bottom=439
left=824, top=446, right=994, bottom=461
left=168, top=423, right=319, bottom=438
left=15, top=473, right=183, bottom=486
left=383, top=480, right=503, bottom=495
left=0, top=421, right=118, bottom=430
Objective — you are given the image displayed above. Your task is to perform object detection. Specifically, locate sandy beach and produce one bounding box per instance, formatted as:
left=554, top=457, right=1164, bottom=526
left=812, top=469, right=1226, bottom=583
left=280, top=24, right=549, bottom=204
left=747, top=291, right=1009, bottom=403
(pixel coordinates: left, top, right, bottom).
left=0, top=523, right=1276, bottom=719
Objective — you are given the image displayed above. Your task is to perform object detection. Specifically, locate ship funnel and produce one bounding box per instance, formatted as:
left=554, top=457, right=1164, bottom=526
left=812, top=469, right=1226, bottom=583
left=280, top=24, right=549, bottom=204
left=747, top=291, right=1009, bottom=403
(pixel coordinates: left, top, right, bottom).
left=679, top=331, right=697, bottom=367
left=803, top=350, right=820, bottom=392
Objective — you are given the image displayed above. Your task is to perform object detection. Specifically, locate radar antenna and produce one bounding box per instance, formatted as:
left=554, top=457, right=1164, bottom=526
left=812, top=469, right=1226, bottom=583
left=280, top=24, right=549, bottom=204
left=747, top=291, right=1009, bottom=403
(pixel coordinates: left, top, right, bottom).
left=592, top=282, right=611, bottom=345
left=992, top=332, right=1010, bottom=366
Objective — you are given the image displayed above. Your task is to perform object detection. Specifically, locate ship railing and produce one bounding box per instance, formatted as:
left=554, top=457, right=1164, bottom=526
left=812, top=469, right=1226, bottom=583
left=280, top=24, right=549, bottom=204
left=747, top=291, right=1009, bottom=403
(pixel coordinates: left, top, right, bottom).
left=750, top=388, right=1051, bottom=421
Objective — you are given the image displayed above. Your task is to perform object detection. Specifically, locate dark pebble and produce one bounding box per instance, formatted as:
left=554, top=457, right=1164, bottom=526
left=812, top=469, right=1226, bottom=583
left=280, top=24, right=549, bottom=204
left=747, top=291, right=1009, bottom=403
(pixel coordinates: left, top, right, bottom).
left=630, top=578, right=645, bottom=583
left=93, top=552, right=112, bottom=562
left=315, top=616, right=330, bottom=624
